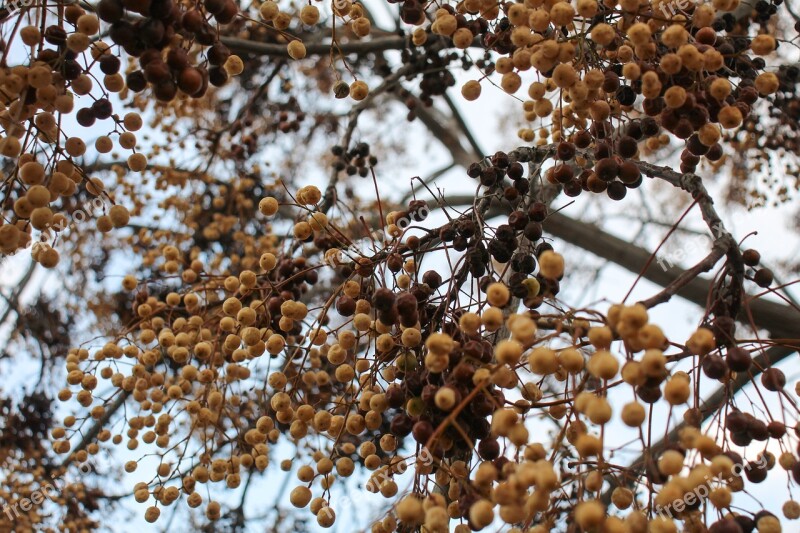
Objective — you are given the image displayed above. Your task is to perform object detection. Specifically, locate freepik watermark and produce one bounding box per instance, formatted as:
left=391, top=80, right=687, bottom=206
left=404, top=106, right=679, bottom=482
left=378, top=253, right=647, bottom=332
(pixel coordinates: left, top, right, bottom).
left=363, top=445, right=436, bottom=493
left=324, top=203, right=429, bottom=267
left=9, top=195, right=109, bottom=256
left=655, top=223, right=725, bottom=272
left=653, top=452, right=768, bottom=520
left=657, top=0, right=700, bottom=18
left=314, top=445, right=437, bottom=523
left=0, top=0, right=35, bottom=15
left=2, top=462, right=92, bottom=521
left=1, top=0, right=75, bottom=16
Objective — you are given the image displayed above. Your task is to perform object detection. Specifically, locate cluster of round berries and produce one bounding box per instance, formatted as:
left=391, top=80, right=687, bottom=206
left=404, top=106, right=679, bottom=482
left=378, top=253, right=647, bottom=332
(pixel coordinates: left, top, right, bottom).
left=331, top=142, right=378, bottom=177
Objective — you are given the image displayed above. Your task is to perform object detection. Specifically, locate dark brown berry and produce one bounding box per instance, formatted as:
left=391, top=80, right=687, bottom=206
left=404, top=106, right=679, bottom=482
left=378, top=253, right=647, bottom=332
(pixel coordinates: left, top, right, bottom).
left=753, top=268, right=773, bottom=288
left=336, top=295, right=356, bottom=316
left=726, top=347, right=752, bottom=372
left=742, top=249, right=761, bottom=266
left=761, top=367, right=786, bottom=391
left=557, top=141, right=576, bottom=160
left=701, top=354, right=727, bottom=379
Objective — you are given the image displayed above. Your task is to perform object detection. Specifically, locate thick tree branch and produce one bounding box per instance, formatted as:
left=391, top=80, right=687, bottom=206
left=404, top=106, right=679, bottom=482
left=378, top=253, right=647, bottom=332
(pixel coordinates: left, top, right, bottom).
left=222, top=34, right=484, bottom=59
left=0, top=260, right=35, bottom=328
left=222, top=35, right=408, bottom=59
left=402, top=94, right=477, bottom=169
left=542, top=212, right=800, bottom=340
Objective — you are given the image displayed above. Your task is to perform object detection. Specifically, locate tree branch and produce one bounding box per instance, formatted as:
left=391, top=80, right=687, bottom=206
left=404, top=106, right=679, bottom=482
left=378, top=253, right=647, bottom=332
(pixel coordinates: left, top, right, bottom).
left=221, top=35, right=409, bottom=59
left=542, top=212, right=800, bottom=340
left=639, top=243, right=727, bottom=309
